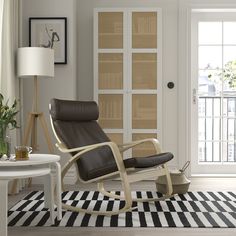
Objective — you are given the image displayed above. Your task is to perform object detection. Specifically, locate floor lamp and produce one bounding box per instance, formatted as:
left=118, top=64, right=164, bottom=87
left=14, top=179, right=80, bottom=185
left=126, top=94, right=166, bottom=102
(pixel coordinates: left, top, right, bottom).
left=17, top=47, right=54, bottom=153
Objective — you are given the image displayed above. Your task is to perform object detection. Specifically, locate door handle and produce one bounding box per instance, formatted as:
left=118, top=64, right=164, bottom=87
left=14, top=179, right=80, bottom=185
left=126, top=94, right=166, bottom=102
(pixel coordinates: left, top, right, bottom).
left=167, top=82, right=174, bottom=89
left=192, top=88, right=197, bottom=104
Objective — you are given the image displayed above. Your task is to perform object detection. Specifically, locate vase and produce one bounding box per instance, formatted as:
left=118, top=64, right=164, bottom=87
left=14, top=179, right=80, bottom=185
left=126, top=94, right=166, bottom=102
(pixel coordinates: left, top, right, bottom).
left=0, top=123, right=11, bottom=157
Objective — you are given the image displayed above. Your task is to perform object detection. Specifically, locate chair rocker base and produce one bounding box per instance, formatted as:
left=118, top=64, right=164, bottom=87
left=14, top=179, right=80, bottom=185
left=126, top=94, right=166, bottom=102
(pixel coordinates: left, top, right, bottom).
left=61, top=203, right=137, bottom=216
left=60, top=179, right=173, bottom=216
left=98, top=182, right=173, bottom=203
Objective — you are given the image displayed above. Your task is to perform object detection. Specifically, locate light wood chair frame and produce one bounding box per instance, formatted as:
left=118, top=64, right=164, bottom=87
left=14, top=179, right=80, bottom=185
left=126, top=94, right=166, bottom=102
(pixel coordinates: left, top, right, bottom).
left=50, top=116, right=173, bottom=216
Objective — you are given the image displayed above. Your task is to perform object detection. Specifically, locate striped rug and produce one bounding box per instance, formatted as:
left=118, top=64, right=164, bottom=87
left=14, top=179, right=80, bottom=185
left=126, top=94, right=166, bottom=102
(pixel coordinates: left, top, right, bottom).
left=8, top=191, right=236, bottom=228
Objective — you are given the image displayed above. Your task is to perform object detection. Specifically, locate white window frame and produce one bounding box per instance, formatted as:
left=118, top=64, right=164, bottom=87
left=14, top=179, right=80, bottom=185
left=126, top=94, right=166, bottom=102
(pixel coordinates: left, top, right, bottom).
left=191, top=11, right=236, bottom=175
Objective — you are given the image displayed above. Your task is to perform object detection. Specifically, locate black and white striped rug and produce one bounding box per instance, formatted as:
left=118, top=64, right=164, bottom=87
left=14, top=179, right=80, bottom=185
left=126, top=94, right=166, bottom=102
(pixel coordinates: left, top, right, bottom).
left=8, top=191, right=236, bottom=228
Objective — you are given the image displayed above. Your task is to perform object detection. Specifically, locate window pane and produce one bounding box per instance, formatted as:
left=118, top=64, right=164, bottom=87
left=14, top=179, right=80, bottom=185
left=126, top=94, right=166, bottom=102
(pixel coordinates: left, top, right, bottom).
left=206, top=142, right=213, bottom=161
left=227, top=142, right=236, bottom=162
left=224, top=46, right=236, bottom=65
left=224, top=22, right=236, bottom=45
left=198, top=118, right=205, bottom=140
left=199, top=22, right=222, bottom=45
left=213, top=98, right=221, bottom=116
left=198, top=70, right=222, bottom=96
left=223, top=71, right=236, bottom=93
left=223, top=98, right=228, bottom=116
left=198, top=141, right=206, bottom=162
left=206, top=98, right=213, bottom=116
left=213, top=142, right=220, bottom=162
left=228, top=119, right=235, bottom=141
left=199, top=46, right=222, bottom=69
left=227, top=98, right=236, bottom=117
left=222, top=47, right=236, bottom=93
left=222, top=117, right=228, bottom=141
left=213, top=118, right=220, bottom=140
left=198, top=98, right=205, bottom=116
left=222, top=141, right=228, bottom=161
left=206, top=118, right=213, bottom=140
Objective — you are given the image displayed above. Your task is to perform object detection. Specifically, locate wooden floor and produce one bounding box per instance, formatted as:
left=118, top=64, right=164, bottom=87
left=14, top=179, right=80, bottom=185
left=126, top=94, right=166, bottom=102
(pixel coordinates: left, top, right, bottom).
left=8, top=178, right=236, bottom=236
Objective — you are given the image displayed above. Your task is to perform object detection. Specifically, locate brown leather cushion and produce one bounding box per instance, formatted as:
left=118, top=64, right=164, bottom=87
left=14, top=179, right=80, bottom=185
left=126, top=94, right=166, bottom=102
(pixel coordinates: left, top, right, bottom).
left=130, top=152, right=174, bottom=168
left=50, top=99, right=99, bottom=121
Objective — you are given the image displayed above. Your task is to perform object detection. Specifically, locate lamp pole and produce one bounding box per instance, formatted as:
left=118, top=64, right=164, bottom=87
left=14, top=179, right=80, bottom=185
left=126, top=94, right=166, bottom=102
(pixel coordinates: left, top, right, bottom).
left=33, top=75, right=38, bottom=113
left=23, top=78, right=54, bottom=153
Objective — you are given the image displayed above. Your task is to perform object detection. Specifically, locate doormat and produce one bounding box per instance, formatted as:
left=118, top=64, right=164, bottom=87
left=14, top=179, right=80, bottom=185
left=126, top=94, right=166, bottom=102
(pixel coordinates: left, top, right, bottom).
left=8, top=190, right=236, bottom=228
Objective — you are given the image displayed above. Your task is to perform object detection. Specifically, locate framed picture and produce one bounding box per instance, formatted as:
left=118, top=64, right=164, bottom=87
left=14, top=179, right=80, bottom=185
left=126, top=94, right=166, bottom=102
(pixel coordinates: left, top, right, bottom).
left=29, top=17, right=67, bottom=64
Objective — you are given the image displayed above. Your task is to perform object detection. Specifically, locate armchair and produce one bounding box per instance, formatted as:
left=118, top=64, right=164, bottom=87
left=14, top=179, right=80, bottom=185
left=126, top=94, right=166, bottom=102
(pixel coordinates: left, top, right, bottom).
left=49, top=98, right=174, bottom=215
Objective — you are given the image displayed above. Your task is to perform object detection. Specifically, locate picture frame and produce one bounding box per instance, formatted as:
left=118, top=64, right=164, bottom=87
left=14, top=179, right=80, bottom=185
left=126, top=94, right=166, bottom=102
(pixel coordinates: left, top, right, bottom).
left=29, top=17, right=67, bottom=64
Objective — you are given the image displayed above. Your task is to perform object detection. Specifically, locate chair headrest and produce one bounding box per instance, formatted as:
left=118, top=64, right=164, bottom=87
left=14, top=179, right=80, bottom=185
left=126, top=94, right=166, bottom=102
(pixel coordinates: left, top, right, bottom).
left=50, top=98, right=99, bottom=121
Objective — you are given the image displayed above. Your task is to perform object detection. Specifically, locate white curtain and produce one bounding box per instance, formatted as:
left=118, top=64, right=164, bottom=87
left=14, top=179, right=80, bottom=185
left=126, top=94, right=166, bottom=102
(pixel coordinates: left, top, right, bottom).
left=0, top=0, right=19, bottom=148
left=0, top=1, right=4, bottom=82
left=0, top=0, right=24, bottom=194
left=0, top=0, right=19, bottom=100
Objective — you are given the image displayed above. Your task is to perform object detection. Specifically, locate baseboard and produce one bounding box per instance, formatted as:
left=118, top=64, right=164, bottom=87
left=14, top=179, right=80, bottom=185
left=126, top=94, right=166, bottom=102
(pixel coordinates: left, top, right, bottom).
left=191, top=174, right=236, bottom=178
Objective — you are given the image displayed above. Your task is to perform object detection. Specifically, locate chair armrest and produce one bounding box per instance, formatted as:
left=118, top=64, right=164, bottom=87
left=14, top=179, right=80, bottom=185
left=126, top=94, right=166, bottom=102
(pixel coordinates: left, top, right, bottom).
left=118, top=138, right=162, bottom=154
left=56, top=141, right=114, bottom=154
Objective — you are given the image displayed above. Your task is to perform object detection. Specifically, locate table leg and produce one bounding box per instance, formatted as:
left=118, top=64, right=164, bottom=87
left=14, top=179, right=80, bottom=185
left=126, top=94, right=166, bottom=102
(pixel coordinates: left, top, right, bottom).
left=0, top=180, right=8, bottom=236
left=43, top=173, right=55, bottom=224
left=53, top=162, right=62, bottom=220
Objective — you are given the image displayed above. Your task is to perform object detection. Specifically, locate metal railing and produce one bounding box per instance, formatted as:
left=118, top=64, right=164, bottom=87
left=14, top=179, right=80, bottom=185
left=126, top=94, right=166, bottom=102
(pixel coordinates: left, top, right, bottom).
left=198, top=96, right=236, bottom=163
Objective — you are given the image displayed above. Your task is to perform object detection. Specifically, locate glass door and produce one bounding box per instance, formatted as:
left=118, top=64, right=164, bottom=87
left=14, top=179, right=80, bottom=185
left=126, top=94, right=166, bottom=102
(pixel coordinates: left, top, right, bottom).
left=191, top=12, right=236, bottom=175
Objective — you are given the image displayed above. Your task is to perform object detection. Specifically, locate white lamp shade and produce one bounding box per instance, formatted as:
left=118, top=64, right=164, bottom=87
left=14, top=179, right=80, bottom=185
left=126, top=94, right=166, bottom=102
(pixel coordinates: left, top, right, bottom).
left=17, top=47, right=54, bottom=77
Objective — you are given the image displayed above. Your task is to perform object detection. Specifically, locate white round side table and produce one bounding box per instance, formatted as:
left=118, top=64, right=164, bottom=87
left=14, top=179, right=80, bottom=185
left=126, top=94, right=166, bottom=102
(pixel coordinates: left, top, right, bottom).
left=0, top=154, right=62, bottom=236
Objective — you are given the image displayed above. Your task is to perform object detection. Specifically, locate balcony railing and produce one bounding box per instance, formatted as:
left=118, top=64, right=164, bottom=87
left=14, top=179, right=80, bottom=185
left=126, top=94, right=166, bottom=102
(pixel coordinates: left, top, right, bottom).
left=198, top=96, right=236, bottom=163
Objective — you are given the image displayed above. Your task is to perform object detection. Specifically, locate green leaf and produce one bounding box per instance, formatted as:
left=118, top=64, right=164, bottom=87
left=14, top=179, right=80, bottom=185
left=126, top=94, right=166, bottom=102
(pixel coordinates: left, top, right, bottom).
left=0, top=94, right=19, bottom=130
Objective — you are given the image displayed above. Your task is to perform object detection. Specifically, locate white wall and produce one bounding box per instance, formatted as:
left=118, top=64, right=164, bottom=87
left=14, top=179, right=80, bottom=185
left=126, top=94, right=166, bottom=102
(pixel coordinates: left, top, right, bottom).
left=21, top=0, right=77, bottom=183
left=77, top=0, right=179, bottom=168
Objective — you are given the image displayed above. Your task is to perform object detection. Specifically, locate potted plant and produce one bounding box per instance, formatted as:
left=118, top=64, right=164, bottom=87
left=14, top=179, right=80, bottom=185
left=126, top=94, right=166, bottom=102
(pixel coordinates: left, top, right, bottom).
left=0, top=93, right=19, bottom=157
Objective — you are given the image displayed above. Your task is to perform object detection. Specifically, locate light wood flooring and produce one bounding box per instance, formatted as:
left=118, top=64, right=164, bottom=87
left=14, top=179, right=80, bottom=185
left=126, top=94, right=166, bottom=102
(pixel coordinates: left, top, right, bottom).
left=8, top=178, right=236, bottom=236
